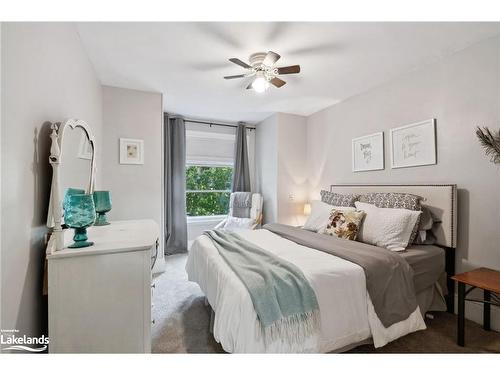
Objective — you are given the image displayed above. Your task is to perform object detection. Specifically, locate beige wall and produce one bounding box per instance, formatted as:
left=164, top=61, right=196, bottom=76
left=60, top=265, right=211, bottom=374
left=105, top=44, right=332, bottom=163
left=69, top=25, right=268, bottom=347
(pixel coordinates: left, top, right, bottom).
left=256, top=113, right=308, bottom=225
left=0, top=22, right=3, bottom=332
left=1, top=23, right=103, bottom=337
left=255, top=114, right=278, bottom=224
left=276, top=113, right=308, bottom=226
left=306, top=35, right=500, bottom=329
left=101, top=86, right=164, bottom=267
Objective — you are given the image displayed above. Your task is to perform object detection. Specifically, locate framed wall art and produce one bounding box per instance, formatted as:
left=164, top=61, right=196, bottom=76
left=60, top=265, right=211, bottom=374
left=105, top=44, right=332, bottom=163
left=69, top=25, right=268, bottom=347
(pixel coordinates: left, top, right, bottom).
left=352, top=132, right=384, bottom=172
left=390, top=119, right=436, bottom=169
left=119, top=138, right=144, bottom=165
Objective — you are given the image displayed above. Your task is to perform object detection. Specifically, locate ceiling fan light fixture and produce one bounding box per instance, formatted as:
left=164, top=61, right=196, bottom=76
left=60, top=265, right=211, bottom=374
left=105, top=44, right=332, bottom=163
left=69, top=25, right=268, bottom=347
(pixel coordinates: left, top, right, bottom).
left=225, top=50, right=300, bottom=92
left=251, top=72, right=270, bottom=93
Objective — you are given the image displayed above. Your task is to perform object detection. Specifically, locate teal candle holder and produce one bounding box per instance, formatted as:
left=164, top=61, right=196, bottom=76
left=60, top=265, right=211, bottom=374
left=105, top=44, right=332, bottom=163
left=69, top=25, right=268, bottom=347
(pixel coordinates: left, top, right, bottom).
left=93, top=190, right=112, bottom=226
left=64, top=194, right=96, bottom=248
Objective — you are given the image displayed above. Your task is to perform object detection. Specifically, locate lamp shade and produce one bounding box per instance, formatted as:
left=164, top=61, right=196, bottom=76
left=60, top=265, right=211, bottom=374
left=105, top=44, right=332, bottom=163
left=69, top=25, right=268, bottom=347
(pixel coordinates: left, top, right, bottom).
left=303, top=203, right=311, bottom=216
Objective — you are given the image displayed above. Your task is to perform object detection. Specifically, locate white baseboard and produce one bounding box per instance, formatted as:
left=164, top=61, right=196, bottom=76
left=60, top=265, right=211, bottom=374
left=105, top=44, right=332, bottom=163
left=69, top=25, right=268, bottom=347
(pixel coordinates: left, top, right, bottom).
left=453, top=293, right=500, bottom=332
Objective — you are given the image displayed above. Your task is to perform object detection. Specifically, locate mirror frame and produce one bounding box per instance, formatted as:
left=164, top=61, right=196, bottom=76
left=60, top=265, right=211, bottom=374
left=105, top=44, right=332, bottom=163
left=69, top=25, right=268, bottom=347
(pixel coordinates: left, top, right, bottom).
left=46, top=119, right=96, bottom=252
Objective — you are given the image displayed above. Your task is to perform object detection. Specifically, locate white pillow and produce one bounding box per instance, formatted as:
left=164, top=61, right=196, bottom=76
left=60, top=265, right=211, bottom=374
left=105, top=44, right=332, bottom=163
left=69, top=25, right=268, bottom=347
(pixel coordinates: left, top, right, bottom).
left=355, top=201, right=421, bottom=251
left=303, top=200, right=355, bottom=233
left=223, top=216, right=255, bottom=230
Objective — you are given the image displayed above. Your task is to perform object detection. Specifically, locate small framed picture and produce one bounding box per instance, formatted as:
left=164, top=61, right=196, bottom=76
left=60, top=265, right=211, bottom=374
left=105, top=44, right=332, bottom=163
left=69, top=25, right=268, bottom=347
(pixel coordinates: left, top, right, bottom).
left=352, top=132, right=384, bottom=172
left=390, top=119, right=436, bottom=169
left=120, top=138, right=144, bottom=165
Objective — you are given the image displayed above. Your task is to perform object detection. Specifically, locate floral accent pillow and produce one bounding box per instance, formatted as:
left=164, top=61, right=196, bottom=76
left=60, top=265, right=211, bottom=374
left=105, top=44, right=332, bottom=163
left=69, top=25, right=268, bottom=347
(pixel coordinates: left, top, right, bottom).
left=323, top=209, right=366, bottom=240
left=320, top=190, right=360, bottom=207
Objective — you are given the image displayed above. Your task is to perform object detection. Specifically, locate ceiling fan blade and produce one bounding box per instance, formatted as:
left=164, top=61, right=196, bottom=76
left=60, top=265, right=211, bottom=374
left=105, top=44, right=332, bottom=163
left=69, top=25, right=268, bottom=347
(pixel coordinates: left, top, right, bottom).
left=277, top=65, right=301, bottom=75
left=224, top=74, right=246, bottom=79
left=270, top=77, right=286, bottom=88
left=229, top=58, right=251, bottom=69
left=262, top=51, right=281, bottom=66
left=246, top=81, right=254, bottom=90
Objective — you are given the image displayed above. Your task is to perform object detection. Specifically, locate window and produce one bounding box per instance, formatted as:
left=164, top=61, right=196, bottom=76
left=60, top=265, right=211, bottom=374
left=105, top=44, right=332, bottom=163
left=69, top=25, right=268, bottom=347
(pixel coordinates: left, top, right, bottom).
left=186, top=165, right=233, bottom=217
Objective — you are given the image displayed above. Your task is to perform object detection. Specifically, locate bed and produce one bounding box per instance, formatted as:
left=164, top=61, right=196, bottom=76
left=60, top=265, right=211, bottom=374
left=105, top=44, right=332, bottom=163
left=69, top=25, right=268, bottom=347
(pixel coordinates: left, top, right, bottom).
left=186, top=184, right=457, bottom=353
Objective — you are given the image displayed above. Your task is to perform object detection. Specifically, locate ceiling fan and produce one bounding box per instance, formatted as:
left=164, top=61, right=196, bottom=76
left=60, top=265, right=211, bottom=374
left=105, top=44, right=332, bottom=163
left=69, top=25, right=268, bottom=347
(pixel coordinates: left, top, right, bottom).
left=224, top=51, right=301, bottom=93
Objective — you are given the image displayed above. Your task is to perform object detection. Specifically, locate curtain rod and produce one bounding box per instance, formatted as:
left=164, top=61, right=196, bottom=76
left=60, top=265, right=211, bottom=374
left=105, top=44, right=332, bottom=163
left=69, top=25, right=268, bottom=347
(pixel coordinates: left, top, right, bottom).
left=184, top=119, right=256, bottom=130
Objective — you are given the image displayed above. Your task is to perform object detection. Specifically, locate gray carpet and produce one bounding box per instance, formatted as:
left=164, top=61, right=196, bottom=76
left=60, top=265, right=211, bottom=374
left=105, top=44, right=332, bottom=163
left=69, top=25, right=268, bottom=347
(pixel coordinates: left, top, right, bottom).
left=152, top=254, right=223, bottom=353
left=152, top=254, right=500, bottom=353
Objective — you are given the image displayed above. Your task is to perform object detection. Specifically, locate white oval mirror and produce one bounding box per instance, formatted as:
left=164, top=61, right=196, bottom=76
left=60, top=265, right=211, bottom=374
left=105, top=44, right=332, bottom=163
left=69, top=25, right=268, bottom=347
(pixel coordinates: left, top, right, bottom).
left=59, top=126, right=94, bottom=194
left=46, top=119, right=96, bottom=251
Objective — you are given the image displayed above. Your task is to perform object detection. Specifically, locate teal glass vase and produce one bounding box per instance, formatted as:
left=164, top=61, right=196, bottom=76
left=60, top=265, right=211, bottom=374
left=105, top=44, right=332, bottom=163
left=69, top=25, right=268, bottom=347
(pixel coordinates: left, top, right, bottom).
left=62, top=188, right=86, bottom=228
left=92, top=190, right=112, bottom=226
left=64, top=194, right=96, bottom=248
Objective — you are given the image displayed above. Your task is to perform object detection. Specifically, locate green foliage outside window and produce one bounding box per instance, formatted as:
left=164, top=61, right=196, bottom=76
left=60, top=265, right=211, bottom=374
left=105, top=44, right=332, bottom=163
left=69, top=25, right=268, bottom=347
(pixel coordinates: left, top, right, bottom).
left=186, top=165, right=233, bottom=216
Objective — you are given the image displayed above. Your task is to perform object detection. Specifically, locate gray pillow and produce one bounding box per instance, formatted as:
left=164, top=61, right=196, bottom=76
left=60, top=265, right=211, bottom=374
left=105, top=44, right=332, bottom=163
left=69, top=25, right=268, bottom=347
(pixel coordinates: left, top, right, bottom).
left=418, top=206, right=434, bottom=231
left=414, top=230, right=437, bottom=245
left=415, top=206, right=436, bottom=245
left=320, top=190, right=360, bottom=207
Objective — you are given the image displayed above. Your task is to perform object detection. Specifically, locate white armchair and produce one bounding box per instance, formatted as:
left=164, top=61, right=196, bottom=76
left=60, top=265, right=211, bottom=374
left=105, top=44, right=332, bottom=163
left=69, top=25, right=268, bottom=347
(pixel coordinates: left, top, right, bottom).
left=215, top=193, right=263, bottom=230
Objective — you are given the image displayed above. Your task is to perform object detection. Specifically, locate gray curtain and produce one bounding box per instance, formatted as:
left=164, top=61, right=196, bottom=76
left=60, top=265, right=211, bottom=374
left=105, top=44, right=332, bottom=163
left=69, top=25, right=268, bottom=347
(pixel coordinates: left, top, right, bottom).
left=164, top=114, right=188, bottom=254
left=232, top=122, right=251, bottom=192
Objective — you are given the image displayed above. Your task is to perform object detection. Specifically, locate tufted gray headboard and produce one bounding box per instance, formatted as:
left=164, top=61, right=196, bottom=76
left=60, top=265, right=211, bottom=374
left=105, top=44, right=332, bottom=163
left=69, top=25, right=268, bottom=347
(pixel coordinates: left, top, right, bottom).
left=329, top=184, right=457, bottom=249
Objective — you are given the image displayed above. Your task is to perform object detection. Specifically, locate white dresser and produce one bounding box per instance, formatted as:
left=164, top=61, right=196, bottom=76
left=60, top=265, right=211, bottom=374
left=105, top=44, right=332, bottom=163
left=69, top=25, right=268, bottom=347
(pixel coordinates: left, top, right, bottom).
left=47, top=219, right=159, bottom=353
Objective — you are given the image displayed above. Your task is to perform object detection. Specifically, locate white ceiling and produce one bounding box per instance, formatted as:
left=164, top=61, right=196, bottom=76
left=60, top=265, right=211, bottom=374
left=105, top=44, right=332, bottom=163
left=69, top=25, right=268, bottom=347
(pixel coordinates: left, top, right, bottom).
left=77, top=22, right=500, bottom=123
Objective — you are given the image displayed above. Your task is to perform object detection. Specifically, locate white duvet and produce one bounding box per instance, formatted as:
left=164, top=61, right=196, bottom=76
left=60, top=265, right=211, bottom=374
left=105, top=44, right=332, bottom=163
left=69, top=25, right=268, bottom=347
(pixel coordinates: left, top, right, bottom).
left=186, top=229, right=426, bottom=353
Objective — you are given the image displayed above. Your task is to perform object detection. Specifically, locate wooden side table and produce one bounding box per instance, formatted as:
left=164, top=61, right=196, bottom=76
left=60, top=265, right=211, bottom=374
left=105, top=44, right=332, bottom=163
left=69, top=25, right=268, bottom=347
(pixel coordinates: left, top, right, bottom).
left=451, top=268, right=500, bottom=346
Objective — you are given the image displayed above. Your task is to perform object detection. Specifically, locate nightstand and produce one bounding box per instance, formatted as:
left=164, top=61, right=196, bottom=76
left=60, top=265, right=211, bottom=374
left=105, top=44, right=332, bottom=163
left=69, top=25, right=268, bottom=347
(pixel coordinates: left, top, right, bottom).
left=451, top=267, right=500, bottom=346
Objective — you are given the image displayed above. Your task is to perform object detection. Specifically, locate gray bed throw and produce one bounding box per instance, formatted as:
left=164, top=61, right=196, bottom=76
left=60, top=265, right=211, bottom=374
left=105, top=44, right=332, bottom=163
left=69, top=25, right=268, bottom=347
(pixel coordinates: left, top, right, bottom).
left=204, top=230, right=320, bottom=343
left=264, top=223, right=418, bottom=328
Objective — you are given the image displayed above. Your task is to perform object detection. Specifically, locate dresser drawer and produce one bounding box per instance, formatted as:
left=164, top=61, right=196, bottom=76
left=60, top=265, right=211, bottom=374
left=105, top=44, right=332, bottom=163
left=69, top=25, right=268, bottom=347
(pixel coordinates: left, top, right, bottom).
left=48, top=249, right=152, bottom=353
left=47, top=219, right=158, bottom=353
